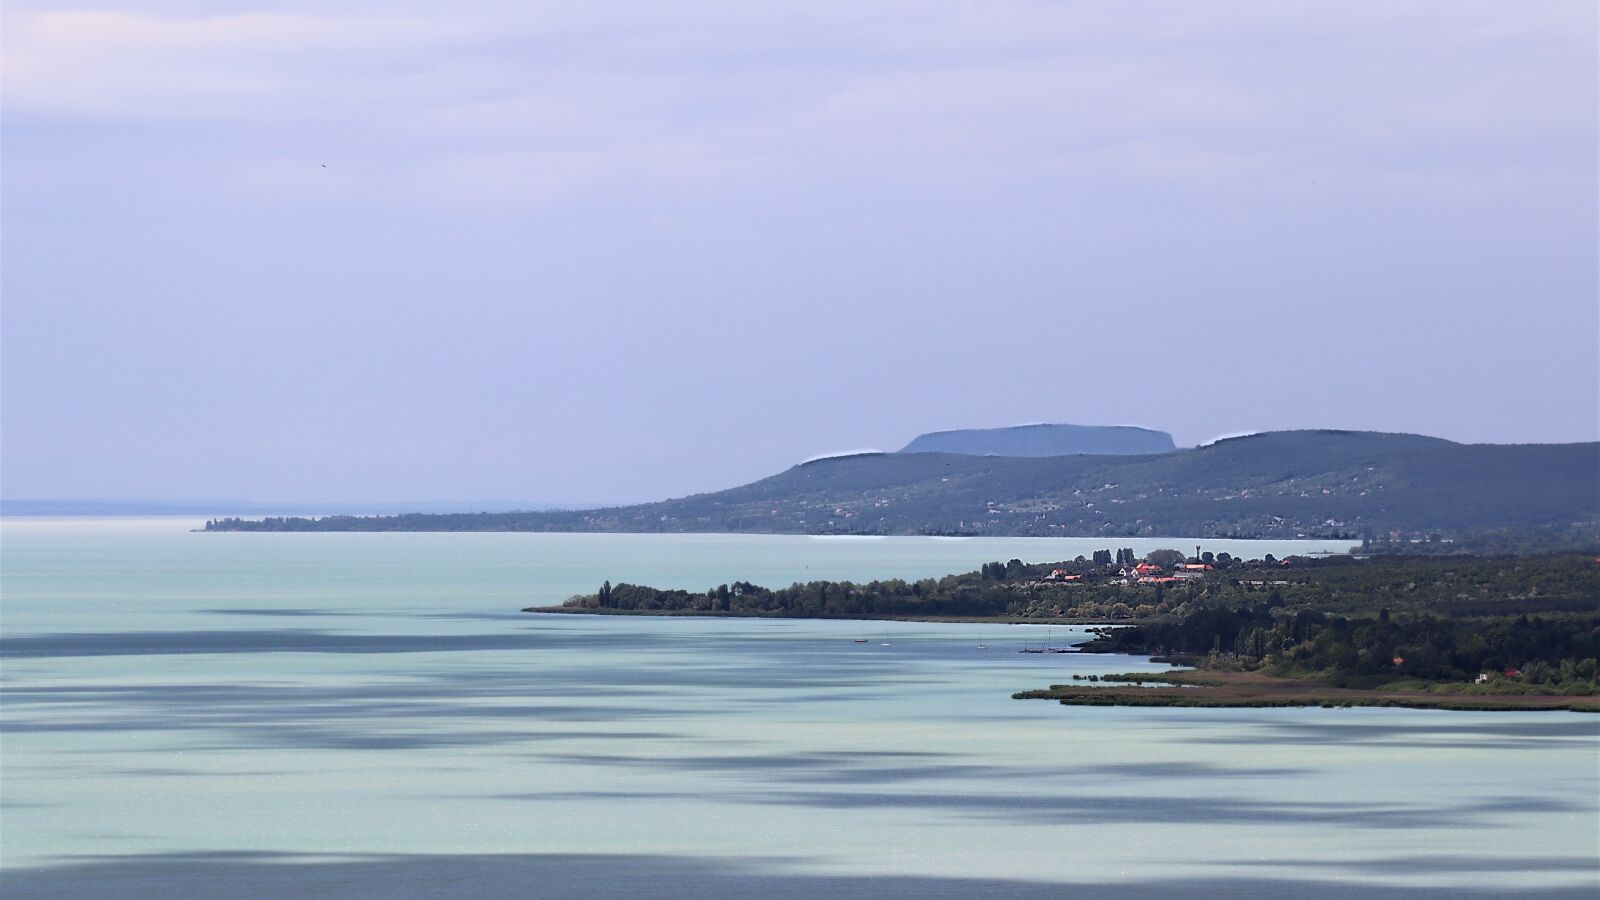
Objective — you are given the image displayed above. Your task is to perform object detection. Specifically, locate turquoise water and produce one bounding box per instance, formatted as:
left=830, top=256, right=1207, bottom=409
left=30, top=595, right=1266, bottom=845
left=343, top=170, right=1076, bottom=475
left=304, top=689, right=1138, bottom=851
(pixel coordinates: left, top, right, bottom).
left=2, top=519, right=1595, bottom=898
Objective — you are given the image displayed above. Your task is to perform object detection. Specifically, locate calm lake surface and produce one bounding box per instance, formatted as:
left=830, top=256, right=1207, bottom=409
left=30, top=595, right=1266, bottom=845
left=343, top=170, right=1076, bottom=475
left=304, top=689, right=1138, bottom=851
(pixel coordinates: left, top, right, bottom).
left=2, top=519, right=1595, bottom=898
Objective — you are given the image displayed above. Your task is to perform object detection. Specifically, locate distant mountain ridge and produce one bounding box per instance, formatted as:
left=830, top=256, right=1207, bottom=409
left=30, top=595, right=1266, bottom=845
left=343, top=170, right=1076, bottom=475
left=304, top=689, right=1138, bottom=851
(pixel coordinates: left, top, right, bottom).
left=900, top=423, right=1176, bottom=457
left=205, top=430, right=1600, bottom=540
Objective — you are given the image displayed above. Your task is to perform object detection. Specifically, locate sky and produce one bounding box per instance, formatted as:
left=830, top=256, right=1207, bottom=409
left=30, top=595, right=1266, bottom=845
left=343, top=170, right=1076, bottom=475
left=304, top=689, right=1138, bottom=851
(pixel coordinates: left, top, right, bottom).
left=4, top=1, right=1597, bottom=506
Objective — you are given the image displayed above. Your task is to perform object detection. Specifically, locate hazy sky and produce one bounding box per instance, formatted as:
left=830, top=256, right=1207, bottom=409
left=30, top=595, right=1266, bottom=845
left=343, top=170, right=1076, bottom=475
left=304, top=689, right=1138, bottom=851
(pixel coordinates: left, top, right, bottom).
left=4, top=1, right=1597, bottom=505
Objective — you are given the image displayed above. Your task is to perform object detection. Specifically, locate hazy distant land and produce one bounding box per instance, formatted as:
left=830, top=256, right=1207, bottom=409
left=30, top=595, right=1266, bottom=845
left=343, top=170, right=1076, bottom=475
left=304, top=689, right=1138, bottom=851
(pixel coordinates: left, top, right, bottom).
left=203, top=430, right=1600, bottom=541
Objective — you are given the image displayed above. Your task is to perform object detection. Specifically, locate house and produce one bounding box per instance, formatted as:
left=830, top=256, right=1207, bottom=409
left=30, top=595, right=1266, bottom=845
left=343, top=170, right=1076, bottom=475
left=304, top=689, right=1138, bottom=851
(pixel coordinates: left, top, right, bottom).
left=1503, top=668, right=1522, bottom=679
left=1134, top=562, right=1163, bottom=576
left=1182, top=563, right=1213, bottom=571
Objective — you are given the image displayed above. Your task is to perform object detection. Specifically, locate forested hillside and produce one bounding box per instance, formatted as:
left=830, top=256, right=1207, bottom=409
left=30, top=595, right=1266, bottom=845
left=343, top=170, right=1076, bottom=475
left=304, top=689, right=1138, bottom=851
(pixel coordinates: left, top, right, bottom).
left=206, top=431, right=1600, bottom=540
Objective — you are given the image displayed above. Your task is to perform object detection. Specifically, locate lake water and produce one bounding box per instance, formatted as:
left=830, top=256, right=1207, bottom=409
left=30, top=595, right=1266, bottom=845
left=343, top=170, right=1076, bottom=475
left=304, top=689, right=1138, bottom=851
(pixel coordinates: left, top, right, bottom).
left=1, top=519, right=1595, bottom=898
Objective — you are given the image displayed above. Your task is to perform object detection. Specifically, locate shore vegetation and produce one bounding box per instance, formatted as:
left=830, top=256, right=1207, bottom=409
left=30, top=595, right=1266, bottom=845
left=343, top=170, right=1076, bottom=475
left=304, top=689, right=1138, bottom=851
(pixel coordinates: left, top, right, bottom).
left=537, top=550, right=1600, bottom=709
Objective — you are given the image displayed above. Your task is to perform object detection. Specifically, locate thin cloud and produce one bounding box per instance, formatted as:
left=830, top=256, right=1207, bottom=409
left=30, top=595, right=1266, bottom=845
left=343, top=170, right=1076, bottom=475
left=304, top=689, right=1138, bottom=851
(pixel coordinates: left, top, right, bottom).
left=1198, top=432, right=1262, bottom=448
left=802, top=449, right=885, bottom=464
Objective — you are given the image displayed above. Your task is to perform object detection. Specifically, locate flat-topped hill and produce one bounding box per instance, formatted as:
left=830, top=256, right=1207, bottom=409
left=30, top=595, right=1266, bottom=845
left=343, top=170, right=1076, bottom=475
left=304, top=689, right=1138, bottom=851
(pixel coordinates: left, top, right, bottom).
left=900, top=423, right=1176, bottom=457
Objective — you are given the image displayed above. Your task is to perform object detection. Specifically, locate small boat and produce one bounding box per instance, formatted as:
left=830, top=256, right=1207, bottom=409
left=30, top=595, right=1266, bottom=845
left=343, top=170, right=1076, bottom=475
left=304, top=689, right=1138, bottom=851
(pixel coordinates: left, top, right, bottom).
left=853, top=639, right=868, bottom=643
left=1043, top=630, right=1072, bottom=652
left=976, top=643, right=988, bottom=650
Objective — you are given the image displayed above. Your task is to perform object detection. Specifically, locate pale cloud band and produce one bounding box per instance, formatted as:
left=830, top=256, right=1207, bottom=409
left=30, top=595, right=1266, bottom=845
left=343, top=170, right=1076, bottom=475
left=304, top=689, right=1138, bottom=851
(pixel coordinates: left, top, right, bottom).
left=2, top=1, right=1595, bottom=503
left=7, top=2, right=1592, bottom=209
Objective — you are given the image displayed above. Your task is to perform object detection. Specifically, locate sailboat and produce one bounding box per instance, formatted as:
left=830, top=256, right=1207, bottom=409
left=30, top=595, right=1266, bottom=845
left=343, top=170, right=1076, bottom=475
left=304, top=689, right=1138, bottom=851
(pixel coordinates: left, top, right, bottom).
left=1021, top=630, right=1064, bottom=653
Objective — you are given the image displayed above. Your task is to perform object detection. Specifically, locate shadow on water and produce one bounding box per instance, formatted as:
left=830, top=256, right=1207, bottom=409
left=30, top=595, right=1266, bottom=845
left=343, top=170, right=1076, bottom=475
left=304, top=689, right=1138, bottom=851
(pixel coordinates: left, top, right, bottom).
left=0, top=668, right=702, bottom=750
left=4, top=852, right=1594, bottom=900
left=0, top=627, right=936, bottom=752
left=1206, top=855, right=1600, bottom=876
left=478, top=750, right=1588, bottom=832
left=0, top=628, right=634, bottom=657
left=193, top=609, right=361, bottom=617
left=194, top=609, right=541, bottom=622
left=481, top=778, right=1586, bottom=830
left=740, top=789, right=1585, bottom=830
left=523, top=751, right=1310, bottom=788
left=0, top=628, right=929, bottom=690
left=1169, top=716, right=1600, bottom=749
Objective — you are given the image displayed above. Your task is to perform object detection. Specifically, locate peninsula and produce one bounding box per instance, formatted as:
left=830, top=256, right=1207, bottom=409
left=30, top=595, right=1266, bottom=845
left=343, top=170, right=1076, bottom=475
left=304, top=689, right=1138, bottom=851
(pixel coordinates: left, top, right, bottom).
left=532, top=550, right=1600, bottom=712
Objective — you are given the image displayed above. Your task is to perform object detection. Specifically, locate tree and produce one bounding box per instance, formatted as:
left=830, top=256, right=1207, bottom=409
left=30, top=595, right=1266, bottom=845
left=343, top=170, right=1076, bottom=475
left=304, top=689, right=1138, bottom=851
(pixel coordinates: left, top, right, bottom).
left=1146, top=549, right=1186, bottom=568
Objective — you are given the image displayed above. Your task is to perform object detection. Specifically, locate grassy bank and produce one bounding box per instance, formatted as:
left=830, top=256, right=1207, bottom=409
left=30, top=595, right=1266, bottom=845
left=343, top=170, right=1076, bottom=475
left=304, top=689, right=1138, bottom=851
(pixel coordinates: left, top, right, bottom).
left=1014, top=670, right=1600, bottom=712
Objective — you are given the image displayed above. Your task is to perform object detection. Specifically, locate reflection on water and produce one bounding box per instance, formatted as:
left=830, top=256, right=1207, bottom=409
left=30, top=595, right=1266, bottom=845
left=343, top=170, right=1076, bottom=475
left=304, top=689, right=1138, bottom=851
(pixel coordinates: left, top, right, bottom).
left=1, top=519, right=1595, bottom=897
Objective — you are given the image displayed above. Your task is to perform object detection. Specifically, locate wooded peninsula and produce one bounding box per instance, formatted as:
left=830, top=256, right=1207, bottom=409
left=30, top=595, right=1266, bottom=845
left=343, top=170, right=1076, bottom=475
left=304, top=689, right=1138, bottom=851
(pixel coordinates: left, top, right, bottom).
left=530, top=550, right=1600, bottom=711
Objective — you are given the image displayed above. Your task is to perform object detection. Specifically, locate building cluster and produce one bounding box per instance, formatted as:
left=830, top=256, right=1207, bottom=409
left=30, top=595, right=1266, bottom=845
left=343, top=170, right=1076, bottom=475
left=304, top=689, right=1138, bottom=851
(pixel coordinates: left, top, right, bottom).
left=1118, top=561, right=1212, bottom=584
left=1040, top=561, right=1219, bottom=586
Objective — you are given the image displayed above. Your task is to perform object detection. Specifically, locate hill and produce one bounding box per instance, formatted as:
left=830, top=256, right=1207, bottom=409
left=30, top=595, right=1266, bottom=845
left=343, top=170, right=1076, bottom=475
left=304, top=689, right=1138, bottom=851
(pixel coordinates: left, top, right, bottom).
left=900, top=423, right=1175, bottom=457
left=205, top=430, right=1600, bottom=540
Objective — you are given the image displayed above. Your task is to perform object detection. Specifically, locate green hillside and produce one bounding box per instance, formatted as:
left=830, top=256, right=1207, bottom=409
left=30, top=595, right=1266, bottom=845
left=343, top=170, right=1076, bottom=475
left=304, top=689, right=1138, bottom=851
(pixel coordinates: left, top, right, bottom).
left=206, top=431, right=1600, bottom=539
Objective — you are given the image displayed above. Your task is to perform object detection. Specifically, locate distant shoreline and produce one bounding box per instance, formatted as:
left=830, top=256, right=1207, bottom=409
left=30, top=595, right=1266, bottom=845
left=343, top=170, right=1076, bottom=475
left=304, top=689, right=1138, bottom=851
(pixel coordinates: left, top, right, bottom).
left=522, top=607, right=1133, bottom=626
left=192, top=432, right=1600, bottom=540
